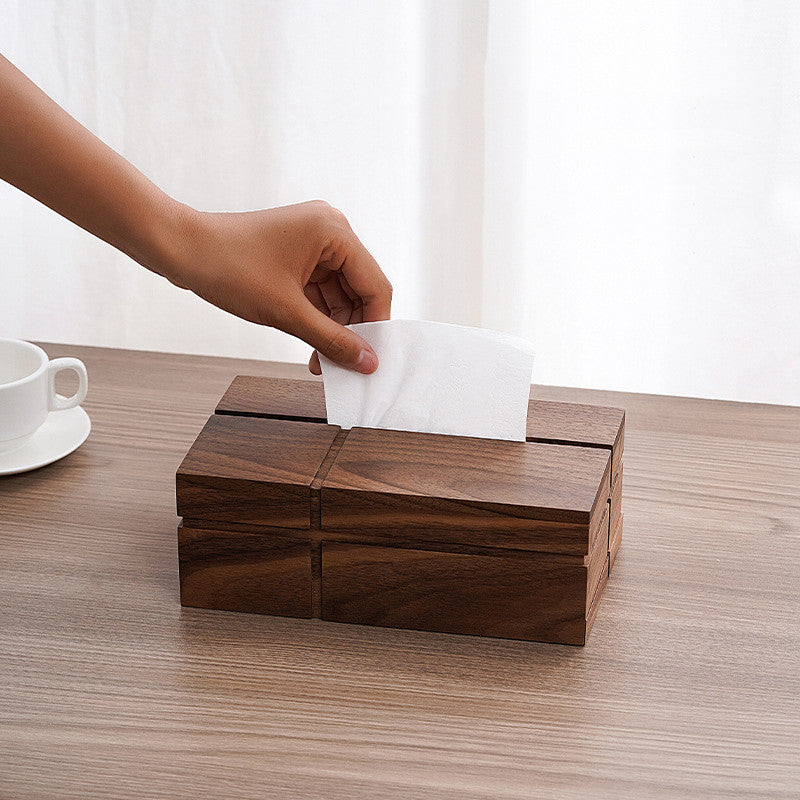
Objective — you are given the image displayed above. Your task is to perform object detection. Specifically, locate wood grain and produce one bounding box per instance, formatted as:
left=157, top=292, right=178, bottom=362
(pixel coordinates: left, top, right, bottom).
left=321, top=542, right=600, bottom=645
left=175, top=517, right=608, bottom=559
left=610, top=513, right=623, bottom=571
left=1, top=343, right=798, bottom=800
left=178, top=524, right=312, bottom=617
left=215, top=375, right=625, bottom=478
left=321, top=426, right=610, bottom=555
left=176, top=415, right=340, bottom=528
left=526, top=398, right=624, bottom=482
left=608, top=464, right=623, bottom=570
left=181, top=394, right=614, bottom=636
left=216, top=374, right=327, bottom=422
left=178, top=519, right=609, bottom=640
left=611, top=463, right=623, bottom=533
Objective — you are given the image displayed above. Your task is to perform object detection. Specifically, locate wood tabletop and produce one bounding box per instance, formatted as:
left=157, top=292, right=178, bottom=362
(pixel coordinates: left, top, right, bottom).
left=2, top=343, right=798, bottom=800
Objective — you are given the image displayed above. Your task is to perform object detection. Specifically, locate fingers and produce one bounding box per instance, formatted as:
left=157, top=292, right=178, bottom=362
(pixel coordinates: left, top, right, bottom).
left=337, top=274, right=364, bottom=323
left=316, top=273, right=354, bottom=326
left=304, top=282, right=329, bottom=316
left=304, top=284, right=328, bottom=373
left=291, top=295, right=378, bottom=374
left=338, top=236, right=393, bottom=323
left=307, top=275, right=363, bottom=374
left=300, top=203, right=390, bottom=374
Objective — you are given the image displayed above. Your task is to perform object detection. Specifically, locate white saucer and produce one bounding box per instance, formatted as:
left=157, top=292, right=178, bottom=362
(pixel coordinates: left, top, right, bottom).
left=0, top=404, right=91, bottom=476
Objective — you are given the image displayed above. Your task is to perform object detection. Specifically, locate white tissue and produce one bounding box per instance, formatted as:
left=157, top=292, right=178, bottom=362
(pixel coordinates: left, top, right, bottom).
left=319, top=320, right=535, bottom=442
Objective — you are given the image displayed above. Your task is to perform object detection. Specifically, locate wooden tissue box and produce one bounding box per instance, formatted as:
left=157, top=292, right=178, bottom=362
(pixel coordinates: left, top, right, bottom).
left=175, top=377, right=624, bottom=645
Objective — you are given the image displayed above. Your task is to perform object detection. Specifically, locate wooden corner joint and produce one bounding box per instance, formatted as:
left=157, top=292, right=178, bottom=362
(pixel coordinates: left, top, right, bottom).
left=309, top=428, right=349, bottom=529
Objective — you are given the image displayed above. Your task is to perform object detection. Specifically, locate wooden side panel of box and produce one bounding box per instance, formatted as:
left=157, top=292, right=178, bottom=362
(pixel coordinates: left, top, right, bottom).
left=608, top=465, right=623, bottom=572
left=612, top=423, right=624, bottom=484
left=178, top=524, right=313, bottom=618
left=585, top=557, right=609, bottom=640
left=320, top=533, right=608, bottom=645
left=610, top=513, right=623, bottom=571
left=321, top=427, right=610, bottom=557
left=611, top=464, right=623, bottom=531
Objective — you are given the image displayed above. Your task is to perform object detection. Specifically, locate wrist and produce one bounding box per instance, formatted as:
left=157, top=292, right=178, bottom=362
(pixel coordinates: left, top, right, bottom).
left=134, top=197, right=201, bottom=289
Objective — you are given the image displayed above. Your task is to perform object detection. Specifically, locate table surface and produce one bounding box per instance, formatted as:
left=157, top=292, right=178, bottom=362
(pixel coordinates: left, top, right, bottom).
left=2, top=344, right=798, bottom=800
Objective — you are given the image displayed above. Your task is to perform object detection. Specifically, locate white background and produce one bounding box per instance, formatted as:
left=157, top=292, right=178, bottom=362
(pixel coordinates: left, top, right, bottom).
left=1, top=0, right=798, bottom=405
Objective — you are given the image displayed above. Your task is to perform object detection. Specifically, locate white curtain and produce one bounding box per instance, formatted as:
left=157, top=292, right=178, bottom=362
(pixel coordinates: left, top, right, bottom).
left=2, top=0, right=798, bottom=405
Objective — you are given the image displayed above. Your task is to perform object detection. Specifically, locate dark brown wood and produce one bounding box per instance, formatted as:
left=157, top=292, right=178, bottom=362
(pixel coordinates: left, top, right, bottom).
left=309, top=428, right=348, bottom=529
left=321, top=539, right=605, bottom=645
left=321, top=426, right=610, bottom=555
left=178, top=524, right=312, bottom=617
left=527, top=398, right=624, bottom=482
left=215, top=375, right=625, bottom=479
left=175, top=517, right=610, bottom=559
left=216, top=374, right=326, bottom=422
left=525, top=398, right=621, bottom=447
left=176, top=415, right=340, bottom=528
left=586, top=504, right=609, bottom=603
left=310, top=540, right=322, bottom=618
left=178, top=514, right=609, bottom=630
left=180, top=377, right=618, bottom=643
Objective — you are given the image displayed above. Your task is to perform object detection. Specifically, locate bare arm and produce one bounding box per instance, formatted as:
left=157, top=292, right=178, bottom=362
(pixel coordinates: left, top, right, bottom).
left=0, top=54, right=391, bottom=373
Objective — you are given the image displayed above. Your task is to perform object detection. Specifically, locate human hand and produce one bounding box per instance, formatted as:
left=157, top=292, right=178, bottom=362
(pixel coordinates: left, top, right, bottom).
left=166, top=200, right=392, bottom=374
left=0, top=56, right=390, bottom=370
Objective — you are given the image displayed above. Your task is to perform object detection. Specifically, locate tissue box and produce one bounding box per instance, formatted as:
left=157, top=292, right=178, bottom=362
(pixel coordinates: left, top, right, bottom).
left=176, top=377, right=625, bottom=645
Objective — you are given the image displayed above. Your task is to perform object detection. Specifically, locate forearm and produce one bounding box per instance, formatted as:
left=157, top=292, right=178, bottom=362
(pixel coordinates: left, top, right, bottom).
left=0, top=54, right=390, bottom=373
left=0, top=54, right=185, bottom=280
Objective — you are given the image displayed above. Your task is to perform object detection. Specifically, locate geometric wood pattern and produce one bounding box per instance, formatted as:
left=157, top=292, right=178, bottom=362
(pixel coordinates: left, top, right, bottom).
left=176, top=415, right=341, bottom=528
left=178, top=523, right=312, bottom=617
left=177, top=376, right=625, bottom=645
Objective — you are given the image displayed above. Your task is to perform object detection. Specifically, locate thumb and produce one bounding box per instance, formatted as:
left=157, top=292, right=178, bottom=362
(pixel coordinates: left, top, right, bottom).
left=288, top=299, right=378, bottom=374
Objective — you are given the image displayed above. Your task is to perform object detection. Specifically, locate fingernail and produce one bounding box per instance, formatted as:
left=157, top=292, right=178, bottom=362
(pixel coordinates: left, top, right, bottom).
left=356, top=349, right=378, bottom=374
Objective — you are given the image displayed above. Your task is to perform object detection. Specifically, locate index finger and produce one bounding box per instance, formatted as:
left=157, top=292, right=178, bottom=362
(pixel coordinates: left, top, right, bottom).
left=340, top=235, right=393, bottom=322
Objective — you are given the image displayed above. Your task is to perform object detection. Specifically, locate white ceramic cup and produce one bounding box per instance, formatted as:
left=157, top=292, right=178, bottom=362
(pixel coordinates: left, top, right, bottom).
left=0, top=339, right=88, bottom=454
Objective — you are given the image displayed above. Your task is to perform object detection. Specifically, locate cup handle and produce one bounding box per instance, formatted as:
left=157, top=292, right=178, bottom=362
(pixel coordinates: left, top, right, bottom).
left=47, top=358, right=88, bottom=411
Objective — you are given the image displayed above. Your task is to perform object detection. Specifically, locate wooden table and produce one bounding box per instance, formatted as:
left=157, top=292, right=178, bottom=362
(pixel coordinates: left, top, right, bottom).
left=2, top=344, right=798, bottom=799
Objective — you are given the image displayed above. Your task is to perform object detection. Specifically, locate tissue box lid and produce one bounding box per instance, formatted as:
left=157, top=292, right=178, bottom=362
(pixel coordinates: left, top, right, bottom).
left=216, top=376, right=623, bottom=473
left=320, top=427, right=610, bottom=556
left=176, top=415, right=340, bottom=528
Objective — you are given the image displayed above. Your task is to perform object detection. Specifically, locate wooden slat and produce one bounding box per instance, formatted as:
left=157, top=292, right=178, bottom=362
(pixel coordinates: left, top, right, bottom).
left=611, top=463, right=623, bottom=533
left=216, top=375, right=326, bottom=421
left=586, top=504, right=609, bottom=603
left=178, top=524, right=312, bottom=617
left=320, top=427, right=610, bottom=554
left=175, top=519, right=600, bottom=561
left=321, top=542, right=592, bottom=645
left=526, top=397, right=624, bottom=470
left=176, top=415, right=340, bottom=528
left=610, top=513, right=623, bottom=570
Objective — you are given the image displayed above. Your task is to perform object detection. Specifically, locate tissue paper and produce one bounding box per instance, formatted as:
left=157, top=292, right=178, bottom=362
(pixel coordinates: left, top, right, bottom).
left=319, top=320, right=535, bottom=442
